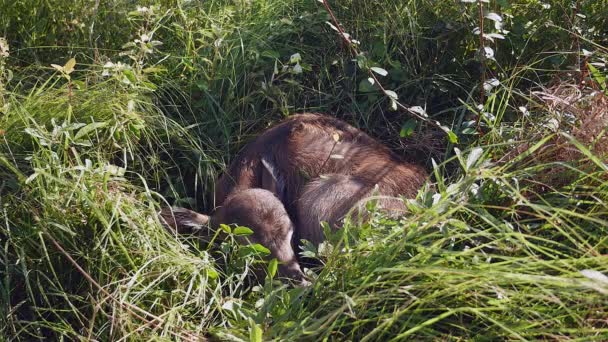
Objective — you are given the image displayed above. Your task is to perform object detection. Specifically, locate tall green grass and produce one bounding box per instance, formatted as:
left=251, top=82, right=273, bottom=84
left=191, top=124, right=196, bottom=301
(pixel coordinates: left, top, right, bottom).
left=1, top=0, right=607, bottom=340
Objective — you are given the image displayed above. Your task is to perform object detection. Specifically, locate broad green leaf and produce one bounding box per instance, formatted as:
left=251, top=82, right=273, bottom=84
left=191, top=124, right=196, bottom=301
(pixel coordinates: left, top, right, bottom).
left=220, top=224, right=231, bottom=234
left=250, top=243, right=270, bottom=255
left=234, top=226, right=254, bottom=236
left=122, top=69, right=137, bottom=84
left=447, top=130, right=458, bottom=144
left=207, top=268, right=219, bottom=280
left=356, top=54, right=368, bottom=69
left=249, top=318, right=263, bottom=342
left=358, top=78, right=375, bottom=93
left=400, top=119, right=417, bottom=138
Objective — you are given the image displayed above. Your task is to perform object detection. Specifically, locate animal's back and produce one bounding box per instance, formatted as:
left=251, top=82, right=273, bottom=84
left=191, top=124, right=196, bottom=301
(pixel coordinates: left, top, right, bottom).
left=215, top=113, right=426, bottom=209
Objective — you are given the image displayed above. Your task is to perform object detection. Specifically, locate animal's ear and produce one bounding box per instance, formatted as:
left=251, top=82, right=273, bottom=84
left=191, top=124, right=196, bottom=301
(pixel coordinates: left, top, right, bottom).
left=261, top=156, right=286, bottom=203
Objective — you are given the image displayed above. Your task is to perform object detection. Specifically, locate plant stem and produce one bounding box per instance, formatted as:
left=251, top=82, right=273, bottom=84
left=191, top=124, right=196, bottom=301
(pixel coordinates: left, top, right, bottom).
left=476, top=0, right=486, bottom=134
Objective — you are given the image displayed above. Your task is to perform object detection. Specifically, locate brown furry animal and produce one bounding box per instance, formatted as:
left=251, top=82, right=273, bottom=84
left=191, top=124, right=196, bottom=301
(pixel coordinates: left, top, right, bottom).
left=161, top=189, right=306, bottom=283
left=216, top=113, right=427, bottom=243
left=163, top=113, right=427, bottom=281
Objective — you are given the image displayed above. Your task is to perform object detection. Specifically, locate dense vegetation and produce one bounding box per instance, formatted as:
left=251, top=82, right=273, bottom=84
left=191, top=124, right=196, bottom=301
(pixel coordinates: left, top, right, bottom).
left=1, top=0, right=607, bottom=340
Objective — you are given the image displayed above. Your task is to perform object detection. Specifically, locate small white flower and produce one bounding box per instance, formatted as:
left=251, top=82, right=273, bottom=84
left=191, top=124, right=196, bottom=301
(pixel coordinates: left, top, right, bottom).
left=518, top=106, right=529, bottom=116
left=482, top=111, right=496, bottom=122
left=432, top=193, right=442, bottom=205
left=470, top=183, right=480, bottom=196
left=483, top=78, right=500, bottom=92
left=482, top=46, right=495, bottom=60
left=292, top=62, right=303, bottom=74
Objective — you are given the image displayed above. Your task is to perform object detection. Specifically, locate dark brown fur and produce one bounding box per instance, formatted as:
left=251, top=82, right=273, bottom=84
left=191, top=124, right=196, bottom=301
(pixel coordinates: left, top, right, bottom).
left=216, top=113, right=427, bottom=245
left=164, top=113, right=427, bottom=282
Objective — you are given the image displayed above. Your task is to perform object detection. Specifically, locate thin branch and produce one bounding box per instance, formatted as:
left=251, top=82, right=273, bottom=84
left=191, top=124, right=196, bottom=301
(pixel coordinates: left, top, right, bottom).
left=476, top=0, right=486, bottom=134
left=320, top=0, right=436, bottom=125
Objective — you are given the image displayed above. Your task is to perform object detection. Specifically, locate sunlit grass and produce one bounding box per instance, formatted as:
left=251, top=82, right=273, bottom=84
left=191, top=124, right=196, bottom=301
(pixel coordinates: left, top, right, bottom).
left=1, top=0, right=607, bottom=340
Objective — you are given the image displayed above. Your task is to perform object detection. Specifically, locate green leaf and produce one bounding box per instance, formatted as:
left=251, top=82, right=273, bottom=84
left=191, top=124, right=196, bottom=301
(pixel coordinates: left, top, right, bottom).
left=234, top=226, right=254, bottom=236
left=249, top=318, right=263, bottom=342
left=141, top=81, right=157, bottom=91
left=356, top=54, right=368, bottom=69
left=267, top=258, right=278, bottom=279
left=588, top=63, right=607, bottom=92
left=122, top=69, right=137, bottom=84
left=447, top=130, right=459, bottom=144
left=74, top=122, right=107, bottom=141
left=142, top=66, right=167, bottom=74
left=207, top=268, right=219, bottom=280
left=220, top=224, right=231, bottom=234
left=250, top=243, right=271, bottom=255
left=370, top=67, right=388, bottom=76
left=128, top=123, right=141, bottom=139
left=358, top=78, right=375, bottom=93
left=64, top=58, right=76, bottom=75
left=400, top=119, right=417, bottom=138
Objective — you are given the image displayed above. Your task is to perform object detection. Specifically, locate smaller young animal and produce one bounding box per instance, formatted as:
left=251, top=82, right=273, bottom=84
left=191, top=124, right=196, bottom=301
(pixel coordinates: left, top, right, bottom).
left=160, top=188, right=307, bottom=283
